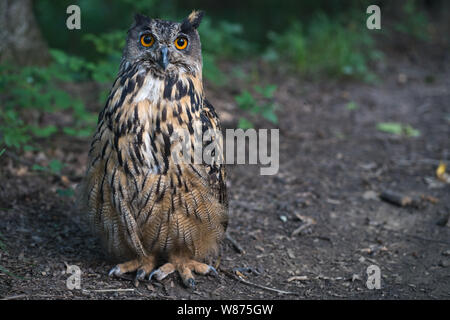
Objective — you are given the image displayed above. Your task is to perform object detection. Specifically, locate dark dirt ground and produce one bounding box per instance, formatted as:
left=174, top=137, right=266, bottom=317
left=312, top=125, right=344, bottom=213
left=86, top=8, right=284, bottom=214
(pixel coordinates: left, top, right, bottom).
left=0, top=39, right=449, bottom=300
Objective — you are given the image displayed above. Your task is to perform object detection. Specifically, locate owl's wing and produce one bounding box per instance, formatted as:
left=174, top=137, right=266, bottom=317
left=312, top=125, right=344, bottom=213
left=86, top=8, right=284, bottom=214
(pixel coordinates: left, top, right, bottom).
left=200, top=99, right=228, bottom=214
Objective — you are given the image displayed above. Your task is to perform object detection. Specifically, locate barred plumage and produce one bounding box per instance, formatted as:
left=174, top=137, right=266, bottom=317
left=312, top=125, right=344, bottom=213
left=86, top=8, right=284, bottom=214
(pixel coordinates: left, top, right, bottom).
left=77, top=11, right=228, bottom=287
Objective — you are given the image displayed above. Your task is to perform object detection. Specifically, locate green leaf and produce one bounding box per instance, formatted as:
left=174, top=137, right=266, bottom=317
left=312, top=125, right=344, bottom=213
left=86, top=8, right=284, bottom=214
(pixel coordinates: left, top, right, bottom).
left=48, top=159, right=64, bottom=175
left=32, top=164, right=47, bottom=172
left=376, top=122, right=403, bottom=135
left=261, top=107, right=278, bottom=124
left=23, top=145, right=39, bottom=152
left=32, top=159, right=65, bottom=175
left=238, top=118, right=254, bottom=129
left=235, top=91, right=256, bottom=110
left=0, top=149, right=5, bottom=157
left=376, top=122, right=420, bottom=137
left=63, top=127, right=93, bottom=138
left=57, top=188, right=74, bottom=197
left=346, top=101, right=359, bottom=110
left=29, top=125, right=58, bottom=138
left=404, top=125, right=421, bottom=137
left=254, top=84, right=277, bottom=99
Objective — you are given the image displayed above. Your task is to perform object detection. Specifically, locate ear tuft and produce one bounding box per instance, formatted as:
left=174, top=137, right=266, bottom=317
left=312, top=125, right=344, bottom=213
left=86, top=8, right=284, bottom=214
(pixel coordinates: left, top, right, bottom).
left=134, top=13, right=151, bottom=26
left=181, top=10, right=204, bottom=32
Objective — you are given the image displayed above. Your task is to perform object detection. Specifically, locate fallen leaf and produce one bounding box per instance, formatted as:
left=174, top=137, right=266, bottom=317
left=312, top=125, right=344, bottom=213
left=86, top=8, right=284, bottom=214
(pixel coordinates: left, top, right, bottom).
left=436, top=162, right=450, bottom=183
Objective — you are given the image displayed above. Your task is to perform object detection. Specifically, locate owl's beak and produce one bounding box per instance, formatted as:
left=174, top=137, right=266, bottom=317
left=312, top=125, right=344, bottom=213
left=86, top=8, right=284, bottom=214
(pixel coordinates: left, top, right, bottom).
left=158, top=46, right=169, bottom=70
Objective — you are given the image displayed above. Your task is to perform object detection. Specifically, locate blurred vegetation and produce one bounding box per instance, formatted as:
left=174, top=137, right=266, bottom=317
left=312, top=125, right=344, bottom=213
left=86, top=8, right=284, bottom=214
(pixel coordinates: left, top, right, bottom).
left=263, top=13, right=382, bottom=81
left=0, top=0, right=439, bottom=150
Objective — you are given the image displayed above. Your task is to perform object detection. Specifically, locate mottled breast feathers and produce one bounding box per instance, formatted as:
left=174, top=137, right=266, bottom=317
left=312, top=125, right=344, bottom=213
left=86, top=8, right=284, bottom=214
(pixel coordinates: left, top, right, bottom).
left=79, top=61, right=228, bottom=261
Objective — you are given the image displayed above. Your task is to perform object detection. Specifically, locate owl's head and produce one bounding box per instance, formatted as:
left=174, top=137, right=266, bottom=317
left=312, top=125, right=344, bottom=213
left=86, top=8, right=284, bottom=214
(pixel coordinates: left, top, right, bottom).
left=122, top=10, right=204, bottom=77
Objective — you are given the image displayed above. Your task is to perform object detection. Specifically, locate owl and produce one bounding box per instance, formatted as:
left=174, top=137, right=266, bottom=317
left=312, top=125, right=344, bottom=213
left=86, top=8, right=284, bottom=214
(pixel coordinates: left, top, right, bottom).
left=77, top=11, right=228, bottom=288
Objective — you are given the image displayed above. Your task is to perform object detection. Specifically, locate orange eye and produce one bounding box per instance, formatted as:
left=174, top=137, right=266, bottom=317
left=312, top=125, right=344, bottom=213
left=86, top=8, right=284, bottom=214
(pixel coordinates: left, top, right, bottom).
left=174, top=37, right=188, bottom=50
left=140, top=34, right=154, bottom=47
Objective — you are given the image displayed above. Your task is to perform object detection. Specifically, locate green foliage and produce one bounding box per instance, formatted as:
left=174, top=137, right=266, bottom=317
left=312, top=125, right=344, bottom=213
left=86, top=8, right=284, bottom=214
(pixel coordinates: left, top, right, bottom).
left=235, top=85, right=278, bottom=128
left=394, top=0, right=429, bottom=41
left=57, top=188, right=75, bottom=197
left=198, top=17, right=253, bottom=86
left=0, top=54, right=96, bottom=150
left=202, top=53, right=228, bottom=86
left=376, top=122, right=420, bottom=137
left=199, top=18, right=251, bottom=58
left=32, top=159, right=65, bottom=175
left=238, top=118, right=254, bottom=130
left=264, top=13, right=381, bottom=81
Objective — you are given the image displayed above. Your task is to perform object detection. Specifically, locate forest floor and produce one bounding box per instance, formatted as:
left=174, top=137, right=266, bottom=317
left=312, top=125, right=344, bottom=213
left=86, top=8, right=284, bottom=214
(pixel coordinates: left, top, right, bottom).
left=0, top=39, right=449, bottom=300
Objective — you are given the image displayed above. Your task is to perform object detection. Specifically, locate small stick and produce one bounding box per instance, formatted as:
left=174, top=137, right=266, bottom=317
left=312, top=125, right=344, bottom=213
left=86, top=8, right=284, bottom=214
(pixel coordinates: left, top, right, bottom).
left=226, top=233, right=245, bottom=254
left=291, top=215, right=316, bottom=237
left=221, top=269, right=299, bottom=296
left=379, top=190, right=413, bottom=207
left=87, top=288, right=135, bottom=293
left=1, top=294, right=27, bottom=300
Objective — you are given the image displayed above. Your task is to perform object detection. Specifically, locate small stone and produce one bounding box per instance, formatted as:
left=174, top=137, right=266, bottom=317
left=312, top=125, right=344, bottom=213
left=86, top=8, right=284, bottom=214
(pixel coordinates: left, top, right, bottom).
left=279, top=215, right=287, bottom=223
left=398, top=73, right=408, bottom=84
left=287, top=249, right=295, bottom=259
left=363, top=190, right=378, bottom=201
left=438, top=260, right=450, bottom=268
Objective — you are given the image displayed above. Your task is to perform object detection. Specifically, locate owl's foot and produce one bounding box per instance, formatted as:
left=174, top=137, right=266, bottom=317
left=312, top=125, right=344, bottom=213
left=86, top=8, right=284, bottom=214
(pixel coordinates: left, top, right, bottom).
left=108, top=256, right=155, bottom=286
left=149, top=258, right=217, bottom=289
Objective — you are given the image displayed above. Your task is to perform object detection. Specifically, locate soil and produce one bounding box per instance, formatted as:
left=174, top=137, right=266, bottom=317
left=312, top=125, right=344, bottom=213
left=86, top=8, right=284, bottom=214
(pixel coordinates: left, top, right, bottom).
left=0, top=40, right=449, bottom=300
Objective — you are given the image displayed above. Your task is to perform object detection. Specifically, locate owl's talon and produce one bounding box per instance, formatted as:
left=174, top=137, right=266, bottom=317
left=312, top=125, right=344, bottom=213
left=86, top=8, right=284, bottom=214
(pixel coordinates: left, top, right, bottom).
left=149, top=269, right=166, bottom=281
left=207, top=265, right=218, bottom=277
left=135, top=269, right=146, bottom=281
left=149, top=262, right=175, bottom=281
left=108, top=265, right=121, bottom=277
left=148, top=269, right=158, bottom=281
left=184, top=278, right=196, bottom=289
left=133, top=269, right=146, bottom=287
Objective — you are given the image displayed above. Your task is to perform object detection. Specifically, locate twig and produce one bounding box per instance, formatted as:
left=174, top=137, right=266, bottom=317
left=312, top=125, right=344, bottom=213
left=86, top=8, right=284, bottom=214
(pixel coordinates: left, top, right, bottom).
left=221, top=269, right=299, bottom=296
left=226, top=233, right=245, bottom=254
left=379, top=190, right=414, bottom=207
left=291, top=215, right=316, bottom=237
left=87, top=288, right=135, bottom=293
left=1, top=294, right=27, bottom=300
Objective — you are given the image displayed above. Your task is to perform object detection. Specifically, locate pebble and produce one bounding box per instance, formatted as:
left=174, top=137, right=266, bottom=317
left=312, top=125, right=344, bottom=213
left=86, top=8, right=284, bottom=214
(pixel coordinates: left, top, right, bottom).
left=363, top=190, right=378, bottom=201
left=438, top=260, right=449, bottom=268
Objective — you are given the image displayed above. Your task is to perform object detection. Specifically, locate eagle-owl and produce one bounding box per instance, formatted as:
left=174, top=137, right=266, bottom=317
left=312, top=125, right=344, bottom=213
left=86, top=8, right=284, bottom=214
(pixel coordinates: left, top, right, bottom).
left=78, top=11, right=228, bottom=288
